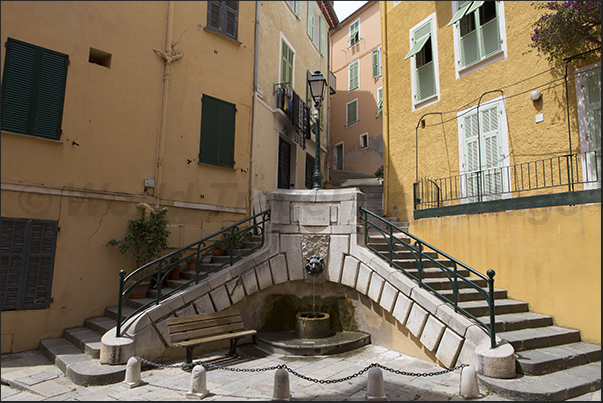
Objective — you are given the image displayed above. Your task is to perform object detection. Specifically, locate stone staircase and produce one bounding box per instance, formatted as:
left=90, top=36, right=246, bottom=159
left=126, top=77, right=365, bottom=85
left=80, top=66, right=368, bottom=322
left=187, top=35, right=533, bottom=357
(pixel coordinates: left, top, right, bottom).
left=366, top=233, right=601, bottom=401
left=329, top=169, right=409, bottom=232
left=37, top=236, right=264, bottom=386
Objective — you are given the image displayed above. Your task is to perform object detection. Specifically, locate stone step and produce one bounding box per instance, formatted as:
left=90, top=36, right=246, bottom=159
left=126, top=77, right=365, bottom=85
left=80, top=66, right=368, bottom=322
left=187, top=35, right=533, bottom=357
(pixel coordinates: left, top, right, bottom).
left=458, top=298, right=529, bottom=317
left=63, top=327, right=102, bottom=359
left=475, top=311, right=554, bottom=333
left=439, top=286, right=508, bottom=302
left=498, top=325, right=582, bottom=352
left=402, top=266, right=472, bottom=279
left=421, top=276, right=488, bottom=290
left=477, top=361, right=601, bottom=401
left=104, top=305, right=136, bottom=321
left=390, top=258, right=454, bottom=270
left=85, top=316, right=117, bottom=335
left=515, top=342, right=601, bottom=376
left=39, top=337, right=126, bottom=386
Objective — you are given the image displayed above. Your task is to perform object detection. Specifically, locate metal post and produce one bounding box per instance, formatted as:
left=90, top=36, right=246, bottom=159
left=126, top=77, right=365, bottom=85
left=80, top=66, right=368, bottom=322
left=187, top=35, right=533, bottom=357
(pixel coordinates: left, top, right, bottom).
left=312, top=100, right=323, bottom=190
left=487, top=269, right=496, bottom=349
left=116, top=269, right=126, bottom=337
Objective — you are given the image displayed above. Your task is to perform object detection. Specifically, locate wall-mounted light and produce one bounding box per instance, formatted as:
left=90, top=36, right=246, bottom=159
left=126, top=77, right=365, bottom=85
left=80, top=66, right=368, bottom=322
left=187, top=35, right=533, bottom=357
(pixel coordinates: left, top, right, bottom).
left=530, top=90, right=542, bottom=101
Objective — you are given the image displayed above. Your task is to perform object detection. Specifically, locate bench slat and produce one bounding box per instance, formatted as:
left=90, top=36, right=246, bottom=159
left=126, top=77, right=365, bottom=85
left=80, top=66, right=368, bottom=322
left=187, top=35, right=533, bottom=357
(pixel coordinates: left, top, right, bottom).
left=170, top=322, right=246, bottom=343
left=167, top=310, right=240, bottom=326
left=168, top=316, right=243, bottom=334
left=172, top=330, right=257, bottom=348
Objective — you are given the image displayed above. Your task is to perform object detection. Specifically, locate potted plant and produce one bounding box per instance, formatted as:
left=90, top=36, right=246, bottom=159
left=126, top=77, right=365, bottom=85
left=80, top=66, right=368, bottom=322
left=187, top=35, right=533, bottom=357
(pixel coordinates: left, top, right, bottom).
left=186, top=257, right=198, bottom=271
left=105, top=206, right=172, bottom=299
left=221, top=227, right=252, bottom=254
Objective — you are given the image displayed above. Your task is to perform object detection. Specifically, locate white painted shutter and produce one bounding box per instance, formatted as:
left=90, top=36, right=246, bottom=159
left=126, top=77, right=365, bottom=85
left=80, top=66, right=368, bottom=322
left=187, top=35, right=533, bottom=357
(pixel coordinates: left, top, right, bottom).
left=463, top=112, right=480, bottom=201
left=584, top=69, right=601, bottom=186
left=481, top=104, right=503, bottom=200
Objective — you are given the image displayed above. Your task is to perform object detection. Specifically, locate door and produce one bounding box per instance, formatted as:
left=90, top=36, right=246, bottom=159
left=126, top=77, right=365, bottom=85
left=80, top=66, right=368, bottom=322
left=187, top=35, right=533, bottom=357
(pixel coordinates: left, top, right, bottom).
left=278, top=137, right=291, bottom=189
left=334, top=143, right=344, bottom=170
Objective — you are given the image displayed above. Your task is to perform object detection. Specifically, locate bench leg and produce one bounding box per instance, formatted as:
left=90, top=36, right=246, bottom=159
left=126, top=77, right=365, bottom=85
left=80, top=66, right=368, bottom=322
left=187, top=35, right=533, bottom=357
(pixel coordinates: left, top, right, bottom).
left=228, top=338, right=241, bottom=358
left=182, top=347, right=195, bottom=371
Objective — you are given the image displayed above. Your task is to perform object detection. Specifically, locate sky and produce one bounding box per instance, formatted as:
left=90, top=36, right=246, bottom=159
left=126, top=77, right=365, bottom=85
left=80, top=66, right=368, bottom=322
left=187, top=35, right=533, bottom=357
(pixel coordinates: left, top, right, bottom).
left=332, top=1, right=369, bottom=22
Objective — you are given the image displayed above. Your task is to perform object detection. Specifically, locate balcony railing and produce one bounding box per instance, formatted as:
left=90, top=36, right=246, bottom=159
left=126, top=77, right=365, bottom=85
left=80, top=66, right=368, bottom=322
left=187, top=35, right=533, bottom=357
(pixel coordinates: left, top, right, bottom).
left=414, top=150, right=601, bottom=214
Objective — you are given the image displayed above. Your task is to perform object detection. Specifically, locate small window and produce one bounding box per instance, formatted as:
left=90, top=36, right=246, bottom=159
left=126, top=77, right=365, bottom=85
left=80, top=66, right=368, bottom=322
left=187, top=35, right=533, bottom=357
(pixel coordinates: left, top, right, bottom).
left=1, top=38, right=69, bottom=140
left=360, top=133, right=369, bottom=149
left=88, top=48, right=111, bottom=68
left=349, top=19, right=360, bottom=47
left=199, top=94, right=236, bottom=168
left=346, top=99, right=358, bottom=126
left=1, top=217, right=58, bottom=311
left=348, top=60, right=359, bottom=91
left=206, top=1, right=239, bottom=40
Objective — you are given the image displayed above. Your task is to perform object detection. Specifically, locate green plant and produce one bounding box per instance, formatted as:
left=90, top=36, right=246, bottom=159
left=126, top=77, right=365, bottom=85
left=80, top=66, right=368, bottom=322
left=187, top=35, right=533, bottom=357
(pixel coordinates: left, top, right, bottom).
left=105, top=208, right=171, bottom=278
left=221, top=227, right=251, bottom=251
left=529, top=1, right=600, bottom=64
left=374, top=165, right=384, bottom=180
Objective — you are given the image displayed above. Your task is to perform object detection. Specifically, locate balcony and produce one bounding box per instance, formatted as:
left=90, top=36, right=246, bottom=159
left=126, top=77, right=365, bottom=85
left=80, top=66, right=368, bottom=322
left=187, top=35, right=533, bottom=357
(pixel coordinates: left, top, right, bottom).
left=413, top=150, right=601, bottom=218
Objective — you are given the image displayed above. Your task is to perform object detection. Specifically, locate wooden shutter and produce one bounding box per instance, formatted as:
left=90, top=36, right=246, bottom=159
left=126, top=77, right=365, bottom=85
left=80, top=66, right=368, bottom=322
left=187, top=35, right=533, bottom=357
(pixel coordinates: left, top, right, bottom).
left=413, top=21, right=435, bottom=102
left=307, top=2, right=313, bottom=37
left=224, top=1, right=238, bottom=39
left=199, top=95, right=236, bottom=168
left=281, top=41, right=293, bottom=85
left=1, top=38, right=68, bottom=140
left=319, top=17, right=326, bottom=56
left=372, top=49, right=379, bottom=78
left=1, top=218, right=57, bottom=311
left=349, top=61, right=358, bottom=91
left=463, top=112, right=480, bottom=201
left=208, top=1, right=222, bottom=31
left=481, top=105, right=503, bottom=200
left=347, top=101, right=357, bottom=125
left=350, top=20, right=359, bottom=46
left=306, top=70, right=312, bottom=104
left=584, top=69, right=601, bottom=186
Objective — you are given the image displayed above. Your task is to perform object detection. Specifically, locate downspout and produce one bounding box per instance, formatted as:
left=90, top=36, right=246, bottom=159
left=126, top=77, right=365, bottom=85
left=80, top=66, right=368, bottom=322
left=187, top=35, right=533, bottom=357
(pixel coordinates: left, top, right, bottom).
left=154, top=0, right=175, bottom=208
left=380, top=3, right=390, bottom=216
left=249, top=1, right=260, bottom=214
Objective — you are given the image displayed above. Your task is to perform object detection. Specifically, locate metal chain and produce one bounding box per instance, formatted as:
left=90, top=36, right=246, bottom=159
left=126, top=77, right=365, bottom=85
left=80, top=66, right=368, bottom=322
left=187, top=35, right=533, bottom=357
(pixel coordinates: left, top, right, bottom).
left=134, top=357, right=467, bottom=384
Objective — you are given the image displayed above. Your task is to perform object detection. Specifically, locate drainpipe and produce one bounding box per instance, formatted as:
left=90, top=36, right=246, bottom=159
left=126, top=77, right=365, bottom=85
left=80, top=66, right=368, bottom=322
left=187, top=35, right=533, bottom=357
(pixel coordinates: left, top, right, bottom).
left=380, top=2, right=390, bottom=216
left=249, top=1, right=260, bottom=214
left=154, top=0, right=175, bottom=208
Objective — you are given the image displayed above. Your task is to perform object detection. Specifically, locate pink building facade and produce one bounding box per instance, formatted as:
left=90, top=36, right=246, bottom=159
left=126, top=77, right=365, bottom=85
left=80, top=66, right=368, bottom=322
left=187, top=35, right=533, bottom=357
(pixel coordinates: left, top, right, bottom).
left=329, top=1, right=382, bottom=176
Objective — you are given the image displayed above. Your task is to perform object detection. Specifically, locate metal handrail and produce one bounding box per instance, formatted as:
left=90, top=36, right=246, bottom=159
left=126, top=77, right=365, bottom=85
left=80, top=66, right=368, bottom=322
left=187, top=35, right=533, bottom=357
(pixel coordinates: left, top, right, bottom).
left=115, top=209, right=271, bottom=337
left=360, top=208, right=497, bottom=348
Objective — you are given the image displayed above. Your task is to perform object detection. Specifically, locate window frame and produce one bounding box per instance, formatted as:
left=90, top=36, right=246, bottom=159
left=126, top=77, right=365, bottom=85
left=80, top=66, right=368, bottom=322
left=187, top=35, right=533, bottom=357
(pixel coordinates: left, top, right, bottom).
left=451, top=1, right=507, bottom=79
left=359, top=132, right=369, bottom=149
left=407, top=14, right=440, bottom=111
left=198, top=94, right=237, bottom=169
left=348, top=60, right=359, bottom=92
left=349, top=18, right=360, bottom=47
left=1, top=38, right=69, bottom=141
left=206, top=1, right=239, bottom=41
left=346, top=98, right=359, bottom=126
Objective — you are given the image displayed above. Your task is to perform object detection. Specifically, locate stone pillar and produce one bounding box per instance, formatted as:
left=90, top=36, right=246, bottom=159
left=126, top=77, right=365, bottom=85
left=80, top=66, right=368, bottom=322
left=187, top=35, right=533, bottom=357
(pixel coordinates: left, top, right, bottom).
left=123, top=357, right=147, bottom=388
left=187, top=365, right=209, bottom=399
left=272, top=367, right=291, bottom=401
left=366, top=366, right=386, bottom=400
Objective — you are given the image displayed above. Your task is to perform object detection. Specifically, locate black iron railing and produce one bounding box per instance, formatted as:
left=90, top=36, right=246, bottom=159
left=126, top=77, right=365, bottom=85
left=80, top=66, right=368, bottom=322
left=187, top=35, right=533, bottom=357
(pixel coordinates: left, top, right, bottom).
left=360, top=208, right=497, bottom=348
left=414, top=150, right=601, bottom=210
left=115, top=209, right=271, bottom=337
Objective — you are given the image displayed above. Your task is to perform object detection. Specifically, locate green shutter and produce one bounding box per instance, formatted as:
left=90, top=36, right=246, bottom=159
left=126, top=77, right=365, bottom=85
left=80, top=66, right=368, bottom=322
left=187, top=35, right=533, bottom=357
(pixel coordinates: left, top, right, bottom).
left=307, top=1, right=313, bottom=37
left=372, top=49, right=379, bottom=77
left=349, top=61, right=358, bottom=91
left=349, top=20, right=359, bottom=46
left=319, top=17, right=326, bottom=56
left=1, top=38, right=68, bottom=140
left=306, top=70, right=312, bottom=104
left=281, top=41, right=293, bottom=85
left=295, top=1, right=301, bottom=19
left=347, top=101, right=357, bottom=125
left=199, top=95, right=236, bottom=168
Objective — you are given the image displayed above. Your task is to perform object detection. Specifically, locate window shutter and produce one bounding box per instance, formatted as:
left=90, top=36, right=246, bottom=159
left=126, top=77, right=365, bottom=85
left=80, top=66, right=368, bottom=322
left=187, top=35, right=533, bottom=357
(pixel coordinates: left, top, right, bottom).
left=349, top=61, right=358, bottom=91
left=218, top=100, right=236, bottom=168
left=1, top=38, right=68, bottom=140
left=295, top=1, right=301, bottom=19
left=479, top=6, right=500, bottom=58
left=306, top=70, right=312, bottom=104
left=319, top=17, right=326, bottom=56
left=463, top=113, right=480, bottom=200
left=1, top=218, right=57, bottom=311
left=481, top=105, right=503, bottom=199
left=349, top=20, right=359, bottom=45
left=307, top=2, right=313, bottom=37
left=584, top=69, right=601, bottom=185
left=225, top=1, right=238, bottom=39
left=281, top=41, right=293, bottom=85
left=347, top=101, right=357, bottom=125
left=208, top=1, right=222, bottom=31
left=199, top=96, right=220, bottom=166
left=372, top=49, right=379, bottom=78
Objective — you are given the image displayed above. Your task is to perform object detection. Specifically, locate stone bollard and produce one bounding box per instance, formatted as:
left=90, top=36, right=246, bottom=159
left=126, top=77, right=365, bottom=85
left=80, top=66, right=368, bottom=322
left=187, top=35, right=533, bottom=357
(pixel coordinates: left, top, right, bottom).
left=187, top=365, right=209, bottom=399
left=459, top=365, right=480, bottom=399
left=123, top=357, right=147, bottom=388
left=366, top=366, right=387, bottom=401
left=272, top=368, right=291, bottom=401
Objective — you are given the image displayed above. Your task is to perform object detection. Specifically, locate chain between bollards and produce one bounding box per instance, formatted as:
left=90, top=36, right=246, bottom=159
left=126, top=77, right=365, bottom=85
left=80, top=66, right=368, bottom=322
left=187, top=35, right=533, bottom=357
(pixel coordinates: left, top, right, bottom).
left=133, top=356, right=468, bottom=384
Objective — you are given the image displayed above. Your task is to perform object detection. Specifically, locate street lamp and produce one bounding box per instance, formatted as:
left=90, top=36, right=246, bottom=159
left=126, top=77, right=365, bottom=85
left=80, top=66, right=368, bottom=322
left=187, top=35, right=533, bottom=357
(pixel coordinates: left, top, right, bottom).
left=308, top=70, right=327, bottom=190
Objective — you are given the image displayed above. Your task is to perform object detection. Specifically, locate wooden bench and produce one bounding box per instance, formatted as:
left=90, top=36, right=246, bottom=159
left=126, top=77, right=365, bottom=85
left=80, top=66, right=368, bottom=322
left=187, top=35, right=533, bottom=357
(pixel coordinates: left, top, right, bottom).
left=167, top=310, right=257, bottom=366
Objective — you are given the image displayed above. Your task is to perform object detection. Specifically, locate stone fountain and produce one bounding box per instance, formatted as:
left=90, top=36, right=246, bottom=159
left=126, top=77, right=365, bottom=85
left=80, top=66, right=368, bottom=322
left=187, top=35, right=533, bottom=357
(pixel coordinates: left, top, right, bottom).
left=295, top=255, right=331, bottom=339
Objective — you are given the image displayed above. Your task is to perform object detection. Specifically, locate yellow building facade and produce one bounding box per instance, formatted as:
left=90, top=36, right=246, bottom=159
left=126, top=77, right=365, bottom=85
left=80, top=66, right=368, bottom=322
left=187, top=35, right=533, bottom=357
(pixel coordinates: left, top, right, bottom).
left=381, top=1, right=600, bottom=343
left=1, top=1, right=255, bottom=353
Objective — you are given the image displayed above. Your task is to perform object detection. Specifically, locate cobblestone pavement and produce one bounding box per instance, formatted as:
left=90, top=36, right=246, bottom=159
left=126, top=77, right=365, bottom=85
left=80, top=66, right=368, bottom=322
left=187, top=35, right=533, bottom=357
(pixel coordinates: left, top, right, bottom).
left=2, top=344, right=600, bottom=401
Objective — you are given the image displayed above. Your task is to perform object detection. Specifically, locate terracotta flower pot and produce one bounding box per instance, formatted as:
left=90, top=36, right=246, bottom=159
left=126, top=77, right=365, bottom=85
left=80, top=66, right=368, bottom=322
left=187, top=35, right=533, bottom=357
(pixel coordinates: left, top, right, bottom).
left=131, top=281, right=151, bottom=299
left=213, top=247, right=223, bottom=256
left=167, top=267, right=181, bottom=279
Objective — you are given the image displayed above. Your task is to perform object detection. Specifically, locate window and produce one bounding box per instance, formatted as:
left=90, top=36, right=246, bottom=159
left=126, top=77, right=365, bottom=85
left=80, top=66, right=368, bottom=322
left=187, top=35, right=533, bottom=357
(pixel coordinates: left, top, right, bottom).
left=305, top=153, right=315, bottom=188
left=334, top=142, right=344, bottom=170
left=575, top=62, right=601, bottom=189
left=458, top=98, right=509, bottom=202
left=348, top=60, right=359, bottom=91
left=287, top=1, right=301, bottom=19
left=206, top=1, right=239, bottom=40
left=1, top=217, right=58, bottom=311
left=349, top=18, right=360, bottom=47
left=1, top=38, right=69, bottom=140
left=372, top=47, right=382, bottom=78
left=376, top=87, right=383, bottom=118
left=307, top=2, right=326, bottom=56
left=449, top=1, right=503, bottom=70
left=360, top=133, right=369, bottom=149
left=88, top=48, right=111, bottom=68
left=281, top=40, right=294, bottom=86
left=199, top=94, right=236, bottom=168
left=404, top=17, right=437, bottom=105
left=346, top=99, right=358, bottom=126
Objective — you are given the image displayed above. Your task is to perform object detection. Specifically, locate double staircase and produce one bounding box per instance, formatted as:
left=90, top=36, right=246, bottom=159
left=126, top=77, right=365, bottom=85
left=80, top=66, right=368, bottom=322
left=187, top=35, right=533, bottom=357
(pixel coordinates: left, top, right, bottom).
left=366, top=231, right=601, bottom=401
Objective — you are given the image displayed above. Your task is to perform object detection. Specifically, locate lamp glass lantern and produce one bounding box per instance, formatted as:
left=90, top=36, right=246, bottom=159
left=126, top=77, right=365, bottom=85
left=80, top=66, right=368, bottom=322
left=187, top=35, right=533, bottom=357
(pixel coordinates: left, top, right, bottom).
left=307, top=70, right=327, bottom=189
